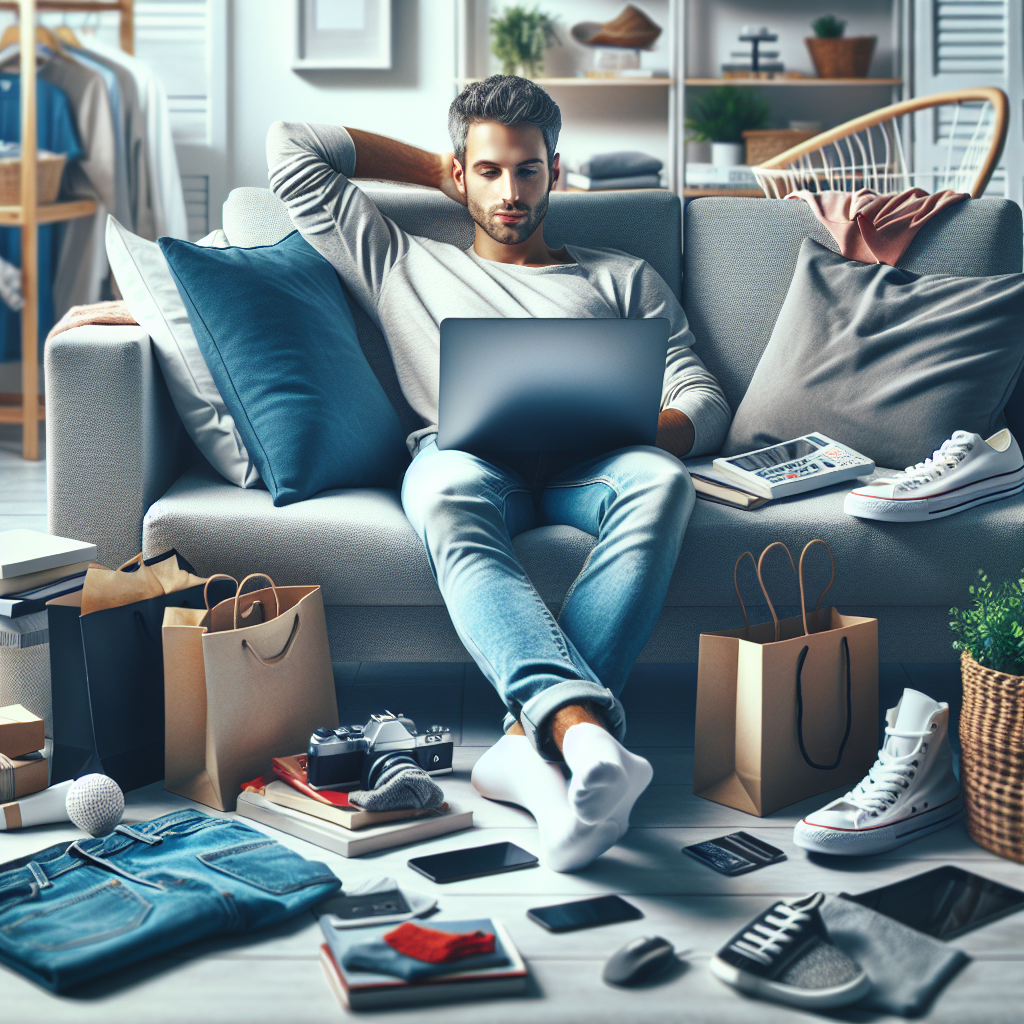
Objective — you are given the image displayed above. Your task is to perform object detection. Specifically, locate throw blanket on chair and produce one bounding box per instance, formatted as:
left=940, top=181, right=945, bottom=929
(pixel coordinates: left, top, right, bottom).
left=788, top=188, right=967, bottom=265
left=46, top=300, right=138, bottom=342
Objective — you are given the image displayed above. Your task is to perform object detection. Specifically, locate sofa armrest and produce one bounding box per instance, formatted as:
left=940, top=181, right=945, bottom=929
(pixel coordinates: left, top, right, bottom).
left=45, top=325, right=191, bottom=568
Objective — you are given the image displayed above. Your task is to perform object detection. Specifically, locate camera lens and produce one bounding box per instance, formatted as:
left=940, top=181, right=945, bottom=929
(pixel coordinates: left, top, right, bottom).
left=362, top=750, right=419, bottom=791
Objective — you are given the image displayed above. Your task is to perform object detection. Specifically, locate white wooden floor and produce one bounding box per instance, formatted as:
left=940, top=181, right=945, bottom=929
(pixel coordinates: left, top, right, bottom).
left=2, top=425, right=1023, bottom=1022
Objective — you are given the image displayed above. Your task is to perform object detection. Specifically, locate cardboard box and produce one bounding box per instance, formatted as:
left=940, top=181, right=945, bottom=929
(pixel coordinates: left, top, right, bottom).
left=0, top=703, right=45, bottom=759
left=0, top=750, right=49, bottom=800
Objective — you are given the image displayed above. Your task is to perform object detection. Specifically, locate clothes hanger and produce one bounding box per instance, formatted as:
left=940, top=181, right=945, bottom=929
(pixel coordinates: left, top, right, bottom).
left=55, top=13, right=81, bottom=49
left=0, top=26, right=66, bottom=54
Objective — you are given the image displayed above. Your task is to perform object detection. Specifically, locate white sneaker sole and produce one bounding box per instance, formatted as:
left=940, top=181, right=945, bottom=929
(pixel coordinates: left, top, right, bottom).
left=793, top=794, right=963, bottom=856
left=844, top=465, right=1024, bottom=522
left=709, top=955, right=872, bottom=1009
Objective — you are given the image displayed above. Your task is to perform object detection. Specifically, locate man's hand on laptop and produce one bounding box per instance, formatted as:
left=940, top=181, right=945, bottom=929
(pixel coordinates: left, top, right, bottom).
left=656, top=409, right=695, bottom=459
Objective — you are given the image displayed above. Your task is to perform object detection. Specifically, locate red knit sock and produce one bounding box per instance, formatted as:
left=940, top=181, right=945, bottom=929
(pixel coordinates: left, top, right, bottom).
left=383, top=922, right=496, bottom=963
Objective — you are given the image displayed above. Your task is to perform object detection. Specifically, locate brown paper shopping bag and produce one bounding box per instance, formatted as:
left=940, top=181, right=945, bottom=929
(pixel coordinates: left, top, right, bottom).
left=693, top=540, right=878, bottom=817
left=163, top=574, right=339, bottom=811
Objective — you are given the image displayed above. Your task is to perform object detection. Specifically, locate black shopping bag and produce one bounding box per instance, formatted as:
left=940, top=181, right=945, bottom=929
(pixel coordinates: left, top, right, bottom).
left=47, top=551, right=234, bottom=791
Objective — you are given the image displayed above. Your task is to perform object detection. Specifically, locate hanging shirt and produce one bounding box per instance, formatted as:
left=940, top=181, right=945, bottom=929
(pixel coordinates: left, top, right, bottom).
left=85, top=38, right=188, bottom=240
left=0, top=70, right=82, bottom=361
left=40, top=51, right=118, bottom=315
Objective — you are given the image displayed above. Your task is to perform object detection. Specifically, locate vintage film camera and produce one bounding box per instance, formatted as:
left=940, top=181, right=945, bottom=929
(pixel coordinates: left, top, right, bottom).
left=306, top=712, right=454, bottom=791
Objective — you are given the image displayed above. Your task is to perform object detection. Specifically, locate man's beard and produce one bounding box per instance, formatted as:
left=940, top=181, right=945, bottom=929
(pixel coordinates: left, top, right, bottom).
left=466, top=187, right=550, bottom=246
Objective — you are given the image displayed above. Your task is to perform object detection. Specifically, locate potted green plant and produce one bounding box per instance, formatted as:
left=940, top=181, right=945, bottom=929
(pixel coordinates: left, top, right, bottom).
left=950, top=568, right=1024, bottom=863
left=685, top=86, right=770, bottom=167
left=805, top=14, right=876, bottom=78
left=490, top=5, right=559, bottom=78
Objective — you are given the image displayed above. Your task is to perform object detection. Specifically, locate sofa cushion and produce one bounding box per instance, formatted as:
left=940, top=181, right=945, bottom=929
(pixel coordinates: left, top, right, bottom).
left=144, top=464, right=1024, bottom=614
left=683, top=198, right=1024, bottom=416
left=723, top=238, right=1024, bottom=468
left=105, top=217, right=260, bottom=489
left=160, top=230, right=410, bottom=506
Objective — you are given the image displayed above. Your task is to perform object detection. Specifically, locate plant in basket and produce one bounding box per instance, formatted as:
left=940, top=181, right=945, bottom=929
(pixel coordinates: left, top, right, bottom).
left=949, top=568, right=1024, bottom=863
left=805, top=14, right=876, bottom=78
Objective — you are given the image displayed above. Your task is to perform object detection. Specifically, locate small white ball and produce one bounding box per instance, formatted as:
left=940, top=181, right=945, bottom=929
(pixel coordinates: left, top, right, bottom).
left=66, top=774, right=125, bottom=837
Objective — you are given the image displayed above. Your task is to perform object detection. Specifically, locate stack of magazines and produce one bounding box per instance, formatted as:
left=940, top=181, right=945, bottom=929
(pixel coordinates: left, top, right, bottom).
left=235, top=753, right=473, bottom=857
left=319, top=916, right=528, bottom=1010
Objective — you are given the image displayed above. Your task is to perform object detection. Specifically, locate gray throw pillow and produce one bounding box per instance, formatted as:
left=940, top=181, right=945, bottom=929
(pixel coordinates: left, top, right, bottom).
left=723, top=238, right=1024, bottom=469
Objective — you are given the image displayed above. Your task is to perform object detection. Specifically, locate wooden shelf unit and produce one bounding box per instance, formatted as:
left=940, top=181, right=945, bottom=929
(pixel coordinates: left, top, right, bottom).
left=684, top=77, right=902, bottom=87
left=0, top=0, right=132, bottom=460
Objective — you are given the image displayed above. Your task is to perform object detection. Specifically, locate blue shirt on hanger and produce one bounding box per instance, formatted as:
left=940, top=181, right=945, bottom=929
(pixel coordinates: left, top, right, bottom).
left=0, top=70, right=83, bottom=361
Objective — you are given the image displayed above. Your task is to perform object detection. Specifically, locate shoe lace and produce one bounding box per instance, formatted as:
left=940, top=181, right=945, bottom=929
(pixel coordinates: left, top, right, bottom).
left=843, top=727, right=932, bottom=817
left=895, top=432, right=974, bottom=492
left=729, top=903, right=811, bottom=966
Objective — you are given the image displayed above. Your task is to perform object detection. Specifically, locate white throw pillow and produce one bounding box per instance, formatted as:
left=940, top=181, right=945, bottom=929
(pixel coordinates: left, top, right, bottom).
left=105, top=216, right=260, bottom=488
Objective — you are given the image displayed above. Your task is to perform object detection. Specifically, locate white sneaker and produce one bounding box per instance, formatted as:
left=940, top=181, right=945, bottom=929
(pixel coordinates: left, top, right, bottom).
left=793, top=689, right=961, bottom=856
left=844, top=428, right=1024, bottom=522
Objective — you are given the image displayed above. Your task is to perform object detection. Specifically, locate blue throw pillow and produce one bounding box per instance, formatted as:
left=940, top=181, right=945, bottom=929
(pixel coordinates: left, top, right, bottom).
left=159, top=230, right=409, bottom=506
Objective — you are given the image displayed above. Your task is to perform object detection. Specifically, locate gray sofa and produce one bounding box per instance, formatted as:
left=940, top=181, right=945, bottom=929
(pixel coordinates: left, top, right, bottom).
left=45, top=188, right=1024, bottom=664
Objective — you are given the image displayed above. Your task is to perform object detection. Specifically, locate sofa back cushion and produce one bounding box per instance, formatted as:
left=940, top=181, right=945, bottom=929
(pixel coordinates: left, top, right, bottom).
left=221, top=186, right=685, bottom=440
left=684, top=197, right=1024, bottom=424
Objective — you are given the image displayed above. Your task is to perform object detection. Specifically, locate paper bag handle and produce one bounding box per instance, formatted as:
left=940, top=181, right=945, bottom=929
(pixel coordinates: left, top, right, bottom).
left=734, top=539, right=837, bottom=641
left=798, top=539, right=836, bottom=637
left=116, top=553, right=144, bottom=572
left=235, top=573, right=280, bottom=629
left=242, top=614, right=300, bottom=666
left=203, top=574, right=238, bottom=611
left=795, top=636, right=853, bottom=771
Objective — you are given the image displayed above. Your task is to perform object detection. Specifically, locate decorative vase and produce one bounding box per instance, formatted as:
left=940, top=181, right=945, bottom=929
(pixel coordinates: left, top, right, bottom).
left=711, top=142, right=745, bottom=167
left=959, top=650, right=1024, bottom=863
left=805, top=36, right=876, bottom=78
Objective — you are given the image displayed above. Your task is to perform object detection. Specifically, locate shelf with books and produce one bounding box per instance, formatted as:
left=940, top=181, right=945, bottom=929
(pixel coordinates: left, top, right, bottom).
left=454, top=76, right=674, bottom=87
left=684, top=77, right=901, bottom=87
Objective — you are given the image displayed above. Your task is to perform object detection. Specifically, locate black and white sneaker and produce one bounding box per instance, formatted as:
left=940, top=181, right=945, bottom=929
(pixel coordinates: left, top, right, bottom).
left=710, top=893, right=871, bottom=1009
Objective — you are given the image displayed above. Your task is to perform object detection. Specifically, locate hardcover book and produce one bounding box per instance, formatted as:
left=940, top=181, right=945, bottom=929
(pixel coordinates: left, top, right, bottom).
left=319, top=917, right=527, bottom=1010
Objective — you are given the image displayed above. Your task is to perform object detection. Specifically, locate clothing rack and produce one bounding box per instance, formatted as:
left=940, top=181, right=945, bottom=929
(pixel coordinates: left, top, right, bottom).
left=0, top=0, right=133, bottom=460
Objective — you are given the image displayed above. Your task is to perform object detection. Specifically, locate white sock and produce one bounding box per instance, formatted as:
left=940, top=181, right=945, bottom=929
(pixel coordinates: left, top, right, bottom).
left=561, top=722, right=653, bottom=826
left=471, top=734, right=626, bottom=873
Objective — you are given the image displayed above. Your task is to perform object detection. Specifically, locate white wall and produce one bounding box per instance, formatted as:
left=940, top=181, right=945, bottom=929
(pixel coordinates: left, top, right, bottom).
left=226, top=0, right=458, bottom=195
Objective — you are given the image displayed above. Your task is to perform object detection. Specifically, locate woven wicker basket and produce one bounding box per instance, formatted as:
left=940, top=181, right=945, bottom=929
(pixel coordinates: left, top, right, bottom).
left=0, top=152, right=67, bottom=206
left=743, top=129, right=818, bottom=167
left=805, top=36, right=876, bottom=79
left=959, top=650, right=1024, bottom=863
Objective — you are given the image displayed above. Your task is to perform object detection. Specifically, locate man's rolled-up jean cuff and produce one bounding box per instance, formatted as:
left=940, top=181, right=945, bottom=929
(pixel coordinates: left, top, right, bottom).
left=501, top=680, right=627, bottom=760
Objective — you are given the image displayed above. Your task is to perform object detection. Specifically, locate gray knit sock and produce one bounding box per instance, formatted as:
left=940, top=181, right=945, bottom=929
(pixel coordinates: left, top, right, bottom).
left=349, top=763, right=444, bottom=812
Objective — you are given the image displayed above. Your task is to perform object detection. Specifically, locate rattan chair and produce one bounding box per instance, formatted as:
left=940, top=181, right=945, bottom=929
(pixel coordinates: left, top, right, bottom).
left=753, top=87, right=1008, bottom=199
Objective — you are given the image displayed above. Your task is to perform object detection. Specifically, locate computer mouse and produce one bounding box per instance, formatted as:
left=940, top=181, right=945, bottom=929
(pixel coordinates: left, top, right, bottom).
left=602, top=935, right=676, bottom=987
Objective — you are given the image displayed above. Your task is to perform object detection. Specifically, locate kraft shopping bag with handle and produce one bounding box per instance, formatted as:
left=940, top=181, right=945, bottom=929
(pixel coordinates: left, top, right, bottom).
left=693, top=539, right=878, bottom=817
left=163, top=573, right=339, bottom=811
left=47, top=550, right=236, bottom=791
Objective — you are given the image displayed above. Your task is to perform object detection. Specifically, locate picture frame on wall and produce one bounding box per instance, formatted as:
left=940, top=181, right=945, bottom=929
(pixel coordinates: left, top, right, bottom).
left=293, top=0, right=392, bottom=70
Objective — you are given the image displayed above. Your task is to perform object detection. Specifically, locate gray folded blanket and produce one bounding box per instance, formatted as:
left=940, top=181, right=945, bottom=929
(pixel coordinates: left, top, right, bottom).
left=821, top=895, right=969, bottom=1017
left=574, top=150, right=663, bottom=179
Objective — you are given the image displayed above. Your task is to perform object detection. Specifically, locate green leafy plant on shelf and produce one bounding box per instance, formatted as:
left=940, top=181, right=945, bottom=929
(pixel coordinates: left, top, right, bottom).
left=685, top=86, right=770, bottom=144
left=490, top=5, right=559, bottom=78
left=812, top=14, right=846, bottom=38
left=950, top=569, right=1024, bottom=676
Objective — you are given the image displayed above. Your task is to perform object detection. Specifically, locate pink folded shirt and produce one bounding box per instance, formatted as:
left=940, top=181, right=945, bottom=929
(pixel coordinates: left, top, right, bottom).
left=788, top=187, right=968, bottom=265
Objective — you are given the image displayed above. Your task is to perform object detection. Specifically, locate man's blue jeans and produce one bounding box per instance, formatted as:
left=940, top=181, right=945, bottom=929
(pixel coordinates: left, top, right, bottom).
left=401, top=438, right=695, bottom=758
left=0, top=810, right=340, bottom=992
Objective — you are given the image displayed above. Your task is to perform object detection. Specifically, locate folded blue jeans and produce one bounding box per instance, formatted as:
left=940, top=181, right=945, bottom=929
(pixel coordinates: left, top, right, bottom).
left=402, top=438, right=695, bottom=758
left=0, top=809, right=341, bottom=992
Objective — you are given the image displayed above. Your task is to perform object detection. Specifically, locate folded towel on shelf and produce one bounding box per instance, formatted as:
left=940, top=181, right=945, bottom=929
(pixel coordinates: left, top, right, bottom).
left=565, top=172, right=662, bottom=191
left=46, top=300, right=138, bottom=341
left=570, top=151, right=663, bottom=179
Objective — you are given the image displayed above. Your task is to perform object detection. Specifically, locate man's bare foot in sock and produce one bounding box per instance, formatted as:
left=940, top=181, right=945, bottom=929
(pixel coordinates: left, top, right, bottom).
left=552, top=706, right=653, bottom=827
left=471, top=734, right=626, bottom=873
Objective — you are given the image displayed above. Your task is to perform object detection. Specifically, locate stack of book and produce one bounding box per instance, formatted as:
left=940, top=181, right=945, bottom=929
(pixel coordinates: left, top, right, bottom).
left=565, top=151, right=664, bottom=192
left=0, top=703, right=48, bottom=805
left=0, top=529, right=95, bottom=618
left=235, top=754, right=473, bottom=857
left=685, top=163, right=759, bottom=190
left=319, top=917, right=528, bottom=1010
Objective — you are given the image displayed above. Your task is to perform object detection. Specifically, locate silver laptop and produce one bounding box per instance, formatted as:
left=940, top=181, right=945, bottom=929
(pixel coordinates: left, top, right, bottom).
left=436, top=317, right=670, bottom=453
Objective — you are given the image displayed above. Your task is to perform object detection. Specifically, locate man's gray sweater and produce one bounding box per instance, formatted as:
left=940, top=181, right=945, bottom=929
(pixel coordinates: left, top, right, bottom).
left=266, top=121, right=731, bottom=456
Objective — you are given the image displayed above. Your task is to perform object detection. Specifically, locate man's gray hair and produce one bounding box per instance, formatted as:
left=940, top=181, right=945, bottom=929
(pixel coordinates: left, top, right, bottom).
left=448, top=75, right=561, bottom=166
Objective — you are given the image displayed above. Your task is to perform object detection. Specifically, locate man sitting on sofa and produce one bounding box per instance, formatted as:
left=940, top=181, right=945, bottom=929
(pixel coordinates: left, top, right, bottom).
left=267, top=75, right=731, bottom=871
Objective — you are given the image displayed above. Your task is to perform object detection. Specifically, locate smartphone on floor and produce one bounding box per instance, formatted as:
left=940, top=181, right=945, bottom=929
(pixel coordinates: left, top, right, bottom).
left=408, top=842, right=539, bottom=884
left=527, top=895, right=644, bottom=933
left=846, top=865, right=1024, bottom=940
